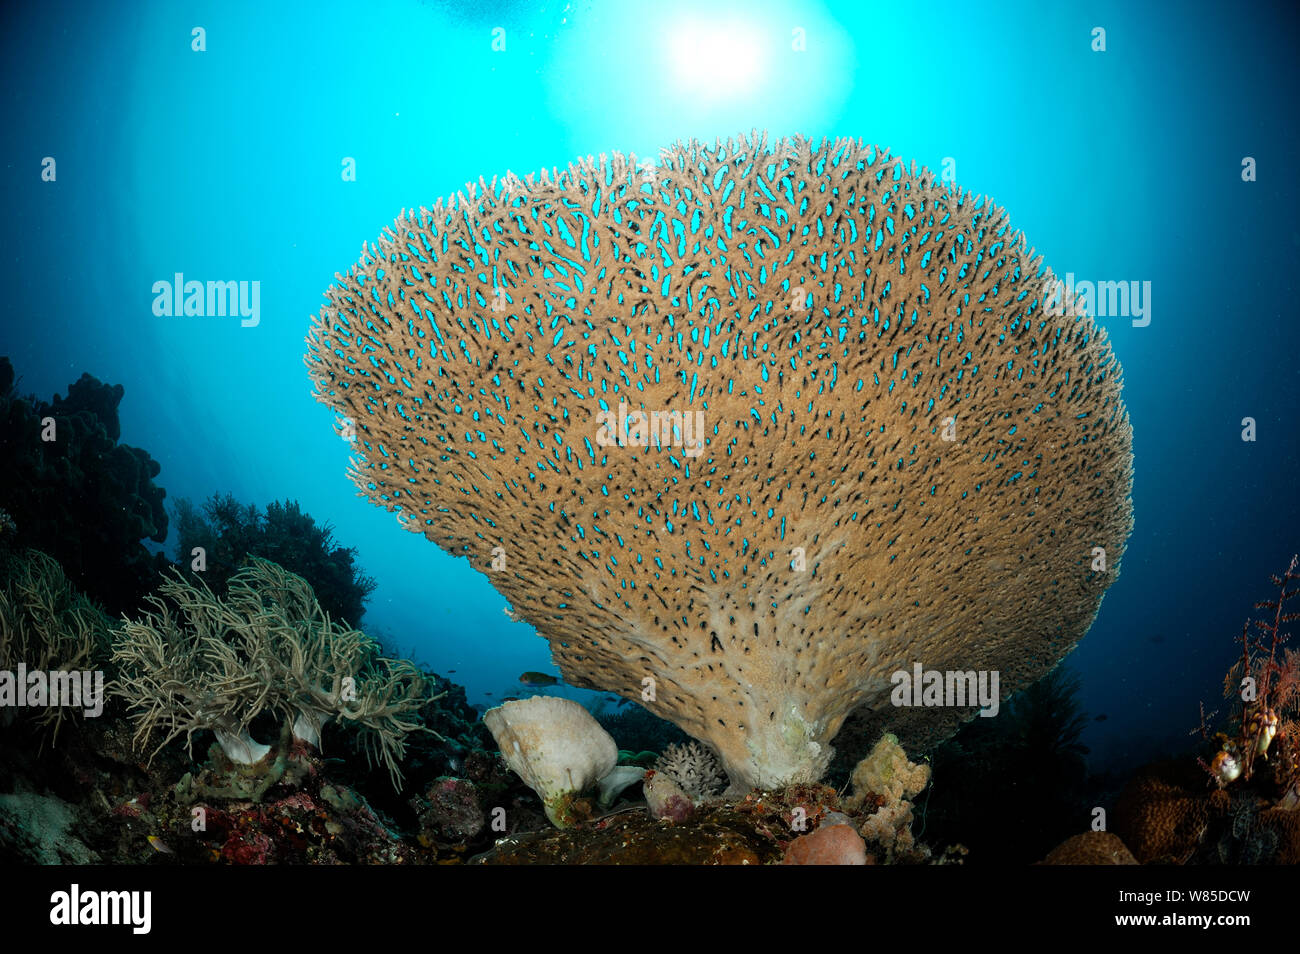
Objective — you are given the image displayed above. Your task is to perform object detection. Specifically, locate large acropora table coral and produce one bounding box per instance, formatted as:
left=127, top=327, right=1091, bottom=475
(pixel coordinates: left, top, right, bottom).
left=306, top=132, right=1133, bottom=789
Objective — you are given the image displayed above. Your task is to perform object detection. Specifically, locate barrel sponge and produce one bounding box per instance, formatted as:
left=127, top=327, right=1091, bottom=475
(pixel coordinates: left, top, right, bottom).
left=306, top=132, right=1134, bottom=790
left=483, top=696, right=618, bottom=827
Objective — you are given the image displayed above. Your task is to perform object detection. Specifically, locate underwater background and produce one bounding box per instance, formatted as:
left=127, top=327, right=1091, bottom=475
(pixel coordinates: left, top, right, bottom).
left=2, top=0, right=1299, bottom=869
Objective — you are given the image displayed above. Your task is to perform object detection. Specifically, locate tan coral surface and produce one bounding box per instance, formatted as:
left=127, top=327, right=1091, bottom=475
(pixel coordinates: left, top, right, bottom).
left=307, top=132, right=1134, bottom=789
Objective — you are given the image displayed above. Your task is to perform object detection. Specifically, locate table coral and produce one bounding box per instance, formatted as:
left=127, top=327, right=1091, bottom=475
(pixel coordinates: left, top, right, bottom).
left=307, top=132, right=1134, bottom=789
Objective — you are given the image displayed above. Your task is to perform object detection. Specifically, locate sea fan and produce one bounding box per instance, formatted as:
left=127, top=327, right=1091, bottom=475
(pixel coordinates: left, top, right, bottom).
left=1273, top=648, right=1300, bottom=717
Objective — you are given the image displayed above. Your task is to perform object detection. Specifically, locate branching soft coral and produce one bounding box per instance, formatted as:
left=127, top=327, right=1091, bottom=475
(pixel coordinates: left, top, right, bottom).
left=111, top=557, right=436, bottom=788
left=0, top=548, right=116, bottom=742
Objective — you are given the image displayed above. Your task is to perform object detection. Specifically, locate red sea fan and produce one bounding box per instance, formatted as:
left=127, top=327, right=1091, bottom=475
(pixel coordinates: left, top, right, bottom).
left=1273, top=648, right=1300, bottom=719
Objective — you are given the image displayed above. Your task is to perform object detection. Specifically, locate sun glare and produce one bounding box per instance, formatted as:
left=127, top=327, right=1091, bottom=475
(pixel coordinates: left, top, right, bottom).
left=666, top=20, right=765, bottom=98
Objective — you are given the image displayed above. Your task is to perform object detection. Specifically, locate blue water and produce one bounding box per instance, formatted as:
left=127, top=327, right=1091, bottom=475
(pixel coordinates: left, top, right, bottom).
left=2, top=0, right=1297, bottom=775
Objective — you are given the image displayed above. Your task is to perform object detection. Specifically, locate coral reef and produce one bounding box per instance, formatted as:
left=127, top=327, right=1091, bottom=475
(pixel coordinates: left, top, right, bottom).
left=1200, top=555, right=1299, bottom=802
left=173, top=493, right=377, bottom=627
left=0, top=548, right=116, bottom=742
left=130, top=741, right=418, bottom=865
left=0, top=783, right=99, bottom=864
left=476, top=771, right=950, bottom=865
left=0, top=357, right=168, bottom=614
left=415, top=777, right=486, bottom=844
left=1115, top=756, right=1300, bottom=866
left=483, top=695, right=617, bottom=827
left=306, top=133, right=1134, bottom=790
left=1106, top=556, right=1300, bottom=867
left=111, top=557, right=432, bottom=788
left=0, top=549, right=510, bottom=866
left=476, top=805, right=780, bottom=865
left=654, top=741, right=726, bottom=802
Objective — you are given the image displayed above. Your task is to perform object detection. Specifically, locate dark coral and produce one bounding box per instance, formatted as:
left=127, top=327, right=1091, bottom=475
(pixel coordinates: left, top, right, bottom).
left=0, top=357, right=168, bottom=614
left=1114, top=759, right=1231, bottom=864
left=172, top=493, right=376, bottom=627
left=1257, top=807, right=1300, bottom=864
left=1214, top=798, right=1279, bottom=864
left=414, top=777, right=486, bottom=845
left=319, top=669, right=496, bottom=826
left=918, top=665, right=1094, bottom=865
left=474, top=804, right=782, bottom=865
left=592, top=701, right=690, bottom=755
left=1040, top=831, right=1137, bottom=865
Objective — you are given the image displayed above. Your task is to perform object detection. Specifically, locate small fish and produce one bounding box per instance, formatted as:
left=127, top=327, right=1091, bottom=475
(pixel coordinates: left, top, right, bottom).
left=502, top=695, right=521, bottom=703
left=447, top=670, right=456, bottom=674
left=484, top=691, right=493, bottom=696
left=616, top=697, right=633, bottom=709
left=518, top=671, right=560, bottom=687
left=147, top=836, right=175, bottom=855
left=1094, top=714, right=1108, bottom=722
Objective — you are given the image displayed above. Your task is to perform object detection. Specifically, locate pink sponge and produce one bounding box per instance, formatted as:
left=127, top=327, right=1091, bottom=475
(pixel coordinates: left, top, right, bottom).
left=782, top=824, right=870, bottom=865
